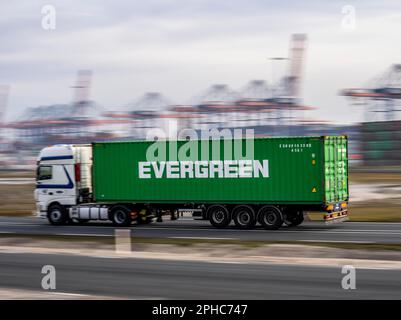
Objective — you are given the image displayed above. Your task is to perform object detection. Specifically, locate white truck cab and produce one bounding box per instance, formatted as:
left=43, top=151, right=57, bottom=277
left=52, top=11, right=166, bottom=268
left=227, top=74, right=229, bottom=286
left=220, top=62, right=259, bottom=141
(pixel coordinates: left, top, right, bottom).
left=35, top=143, right=154, bottom=226
left=35, top=144, right=92, bottom=223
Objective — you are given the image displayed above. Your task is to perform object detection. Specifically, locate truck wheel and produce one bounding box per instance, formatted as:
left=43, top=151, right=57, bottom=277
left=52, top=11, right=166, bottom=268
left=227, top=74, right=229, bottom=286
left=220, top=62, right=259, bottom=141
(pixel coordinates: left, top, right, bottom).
left=233, top=205, right=256, bottom=229
left=208, top=205, right=231, bottom=228
left=284, top=210, right=304, bottom=227
left=111, top=206, right=132, bottom=227
left=258, top=206, right=283, bottom=230
left=48, top=204, right=68, bottom=225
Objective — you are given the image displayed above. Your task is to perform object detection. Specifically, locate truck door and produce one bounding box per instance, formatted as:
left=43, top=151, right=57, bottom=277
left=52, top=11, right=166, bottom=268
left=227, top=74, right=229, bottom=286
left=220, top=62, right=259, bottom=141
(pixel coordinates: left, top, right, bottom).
left=36, top=164, right=77, bottom=207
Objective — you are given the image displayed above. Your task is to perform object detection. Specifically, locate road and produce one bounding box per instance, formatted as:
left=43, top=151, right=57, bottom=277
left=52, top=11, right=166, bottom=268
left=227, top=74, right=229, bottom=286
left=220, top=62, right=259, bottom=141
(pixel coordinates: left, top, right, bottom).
left=0, top=251, right=400, bottom=299
left=0, top=216, right=400, bottom=244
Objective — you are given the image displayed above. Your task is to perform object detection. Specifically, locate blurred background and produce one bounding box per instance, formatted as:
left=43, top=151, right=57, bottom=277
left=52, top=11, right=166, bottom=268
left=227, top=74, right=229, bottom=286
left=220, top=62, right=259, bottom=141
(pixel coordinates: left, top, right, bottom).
left=1, top=1, right=401, bottom=221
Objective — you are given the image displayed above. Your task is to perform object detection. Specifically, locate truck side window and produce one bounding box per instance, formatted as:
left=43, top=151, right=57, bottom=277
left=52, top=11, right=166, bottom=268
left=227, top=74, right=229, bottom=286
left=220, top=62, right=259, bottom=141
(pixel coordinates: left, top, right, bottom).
left=37, top=166, right=52, bottom=180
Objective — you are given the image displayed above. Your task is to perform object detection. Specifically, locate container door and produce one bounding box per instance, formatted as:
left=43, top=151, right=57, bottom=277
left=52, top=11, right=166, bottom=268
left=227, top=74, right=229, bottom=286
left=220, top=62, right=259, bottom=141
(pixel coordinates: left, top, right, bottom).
left=324, top=136, right=348, bottom=203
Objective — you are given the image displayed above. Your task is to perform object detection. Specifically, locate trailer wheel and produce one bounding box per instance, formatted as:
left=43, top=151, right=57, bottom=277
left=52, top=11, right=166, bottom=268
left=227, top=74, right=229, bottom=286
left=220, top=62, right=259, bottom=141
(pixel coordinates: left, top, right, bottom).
left=258, top=206, right=283, bottom=230
left=208, top=205, right=231, bottom=228
left=284, top=210, right=304, bottom=227
left=111, top=206, right=132, bottom=227
left=233, top=205, right=256, bottom=229
left=48, top=204, right=68, bottom=225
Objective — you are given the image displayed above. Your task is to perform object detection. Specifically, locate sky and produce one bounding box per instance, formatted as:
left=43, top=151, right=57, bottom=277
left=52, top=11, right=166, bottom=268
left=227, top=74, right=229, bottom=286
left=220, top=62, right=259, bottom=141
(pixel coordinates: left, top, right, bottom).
left=1, top=0, right=401, bottom=123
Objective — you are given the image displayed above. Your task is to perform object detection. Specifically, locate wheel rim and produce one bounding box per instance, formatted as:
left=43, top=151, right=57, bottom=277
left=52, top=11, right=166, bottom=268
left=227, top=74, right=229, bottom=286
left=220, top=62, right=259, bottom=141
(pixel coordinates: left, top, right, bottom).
left=263, top=211, right=277, bottom=225
left=50, top=209, right=62, bottom=222
left=115, top=210, right=127, bottom=224
left=212, top=210, right=225, bottom=224
left=238, top=211, right=251, bottom=225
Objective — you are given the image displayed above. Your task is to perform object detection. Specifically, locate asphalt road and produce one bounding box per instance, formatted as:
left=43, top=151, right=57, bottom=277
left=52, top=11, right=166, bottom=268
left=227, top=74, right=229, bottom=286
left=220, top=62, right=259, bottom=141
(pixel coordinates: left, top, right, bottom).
left=0, top=216, right=400, bottom=244
left=0, top=251, right=400, bottom=299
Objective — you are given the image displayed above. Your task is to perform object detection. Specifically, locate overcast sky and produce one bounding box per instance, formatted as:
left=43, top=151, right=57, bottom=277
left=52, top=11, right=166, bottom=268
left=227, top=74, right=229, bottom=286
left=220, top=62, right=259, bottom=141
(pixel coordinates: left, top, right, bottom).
left=1, top=0, right=401, bottom=123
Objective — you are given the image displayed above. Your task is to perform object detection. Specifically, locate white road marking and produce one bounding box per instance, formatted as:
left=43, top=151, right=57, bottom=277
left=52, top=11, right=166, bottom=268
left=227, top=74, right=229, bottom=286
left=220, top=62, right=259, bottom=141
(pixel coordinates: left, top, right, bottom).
left=46, top=290, right=166, bottom=299
left=51, top=292, right=90, bottom=297
left=310, top=231, right=401, bottom=235
left=355, top=266, right=400, bottom=270
left=0, top=222, right=48, bottom=226
left=347, top=222, right=401, bottom=225
left=1, top=225, right=401, bottom=237
left=299, top=240, right=374, bottom=243
left=208, top=260, right=244, bottom=264
left=170, top=236, right=237, bottom=240
left=0, top=220, right=400, bottom=239
left=58, top=233, right=111, bottom=237
left=132, top=227, right=401, bottom=236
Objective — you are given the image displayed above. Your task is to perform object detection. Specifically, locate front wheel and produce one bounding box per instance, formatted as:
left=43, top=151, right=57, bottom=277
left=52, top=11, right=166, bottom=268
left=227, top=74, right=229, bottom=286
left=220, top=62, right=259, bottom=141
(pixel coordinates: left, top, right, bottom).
left=208, top=205, right=231, bottom=228
left=111, top=206, right=132, bottom=227
left=48, top=204, right=68, bottom=225
left=258, top=206, right=283, bottom=230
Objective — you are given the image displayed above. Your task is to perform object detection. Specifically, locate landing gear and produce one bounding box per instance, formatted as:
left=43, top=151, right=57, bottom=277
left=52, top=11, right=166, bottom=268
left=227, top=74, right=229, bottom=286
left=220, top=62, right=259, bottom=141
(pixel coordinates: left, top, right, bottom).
left=284, top=210, right=304, bottom=227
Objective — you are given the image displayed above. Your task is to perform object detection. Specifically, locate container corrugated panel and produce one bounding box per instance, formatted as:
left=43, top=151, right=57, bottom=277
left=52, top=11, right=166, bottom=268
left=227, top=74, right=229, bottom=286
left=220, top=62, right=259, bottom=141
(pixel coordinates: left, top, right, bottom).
left=323, top=136, right=349, bottom=203
left=92, top=136, right=348, bottom=205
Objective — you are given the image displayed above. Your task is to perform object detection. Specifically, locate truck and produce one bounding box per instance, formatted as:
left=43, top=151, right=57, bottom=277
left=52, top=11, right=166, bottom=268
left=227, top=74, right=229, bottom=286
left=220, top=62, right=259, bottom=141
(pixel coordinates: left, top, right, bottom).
left=35, top=136, right=349, bottom=230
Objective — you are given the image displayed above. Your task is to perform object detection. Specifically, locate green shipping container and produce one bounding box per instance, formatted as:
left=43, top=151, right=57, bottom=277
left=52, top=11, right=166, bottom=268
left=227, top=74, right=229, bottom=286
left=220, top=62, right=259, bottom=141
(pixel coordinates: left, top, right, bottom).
left=92, top=136, right=348, bottom=206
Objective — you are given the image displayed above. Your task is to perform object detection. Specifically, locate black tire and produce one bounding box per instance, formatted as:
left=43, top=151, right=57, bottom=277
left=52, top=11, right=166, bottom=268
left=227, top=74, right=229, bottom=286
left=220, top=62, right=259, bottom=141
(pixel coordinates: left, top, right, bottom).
left=284, top=210, right=304, bottom=227
left=47, top=204, right=68, bottom=225
left=111, top=206, right=132, bottom=227
left=258, top=206, right=283, bottom=230
left=232, top=205, right=256, bottom=229
left=208, top=205, right=231, bottom=228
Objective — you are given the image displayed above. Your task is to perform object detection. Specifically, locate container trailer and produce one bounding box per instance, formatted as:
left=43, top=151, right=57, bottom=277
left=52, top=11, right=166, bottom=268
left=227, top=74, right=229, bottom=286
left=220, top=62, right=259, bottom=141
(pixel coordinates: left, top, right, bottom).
left=35, top=136, right=349, bottom=229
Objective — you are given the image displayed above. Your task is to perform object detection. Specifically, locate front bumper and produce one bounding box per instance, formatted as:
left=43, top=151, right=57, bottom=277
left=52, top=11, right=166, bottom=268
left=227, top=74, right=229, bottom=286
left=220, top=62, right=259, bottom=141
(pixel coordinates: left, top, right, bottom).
left=35, top=203, right=47, bottom=219
left=36, top=211, right=47, bottom=219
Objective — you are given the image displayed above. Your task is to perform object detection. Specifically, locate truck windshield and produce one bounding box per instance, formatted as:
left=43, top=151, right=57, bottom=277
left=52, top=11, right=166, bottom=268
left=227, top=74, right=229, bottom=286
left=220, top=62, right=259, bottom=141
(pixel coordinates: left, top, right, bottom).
left=37, top=165, right=52, bottom=181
